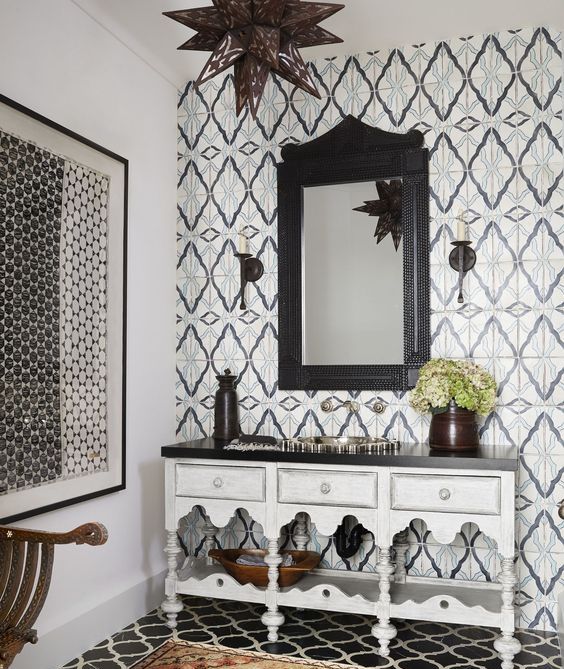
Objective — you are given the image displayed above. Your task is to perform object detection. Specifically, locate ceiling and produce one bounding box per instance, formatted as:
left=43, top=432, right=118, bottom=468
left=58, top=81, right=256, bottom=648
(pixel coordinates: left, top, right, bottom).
left=71, top=0, right=564, bottom=89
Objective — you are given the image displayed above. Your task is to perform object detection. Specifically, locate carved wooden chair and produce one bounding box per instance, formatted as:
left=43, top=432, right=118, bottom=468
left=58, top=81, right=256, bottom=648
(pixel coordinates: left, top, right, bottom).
left=0, top=522, right=107, bottom=669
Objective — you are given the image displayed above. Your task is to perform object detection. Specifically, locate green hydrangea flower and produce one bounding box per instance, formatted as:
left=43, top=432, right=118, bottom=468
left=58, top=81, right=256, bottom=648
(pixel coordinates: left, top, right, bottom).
left=409, top=358, right=497, bottom=416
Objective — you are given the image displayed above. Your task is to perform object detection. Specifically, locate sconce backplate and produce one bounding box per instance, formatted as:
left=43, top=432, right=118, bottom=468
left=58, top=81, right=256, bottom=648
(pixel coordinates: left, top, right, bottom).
left=448, top=243, right=476, bottom=273
left=245, top=257, right=264, bottom=282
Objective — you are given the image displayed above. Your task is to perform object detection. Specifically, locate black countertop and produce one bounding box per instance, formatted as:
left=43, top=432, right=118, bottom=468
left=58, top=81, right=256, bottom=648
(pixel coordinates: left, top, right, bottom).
left=161, top=438, right=519, bottom=471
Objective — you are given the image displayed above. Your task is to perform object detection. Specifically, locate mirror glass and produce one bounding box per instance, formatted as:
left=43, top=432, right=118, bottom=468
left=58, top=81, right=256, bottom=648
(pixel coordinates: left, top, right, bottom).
left=302, top=180, right=404, bottom=366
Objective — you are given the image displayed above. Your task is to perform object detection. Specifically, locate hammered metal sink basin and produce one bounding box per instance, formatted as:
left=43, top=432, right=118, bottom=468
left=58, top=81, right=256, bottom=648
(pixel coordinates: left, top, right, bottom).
left=284, top=436, right=400, bottom=454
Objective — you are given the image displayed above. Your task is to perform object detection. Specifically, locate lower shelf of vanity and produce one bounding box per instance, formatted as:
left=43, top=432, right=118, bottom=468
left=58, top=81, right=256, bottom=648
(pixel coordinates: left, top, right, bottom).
left=176, top=560, right=502, bottom=627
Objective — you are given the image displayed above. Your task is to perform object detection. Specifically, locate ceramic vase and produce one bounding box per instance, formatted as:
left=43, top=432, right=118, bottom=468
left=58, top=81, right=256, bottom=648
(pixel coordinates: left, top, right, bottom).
left=428, top=400, right=479, bottom=452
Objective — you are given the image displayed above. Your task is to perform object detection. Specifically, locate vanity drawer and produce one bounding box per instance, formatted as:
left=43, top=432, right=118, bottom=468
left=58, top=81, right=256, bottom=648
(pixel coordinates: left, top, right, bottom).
left=391, top=474, right=500, bottom=515
left=278, top=469, right=377, bottom=508
left=176, top=464, right=265, bottom=502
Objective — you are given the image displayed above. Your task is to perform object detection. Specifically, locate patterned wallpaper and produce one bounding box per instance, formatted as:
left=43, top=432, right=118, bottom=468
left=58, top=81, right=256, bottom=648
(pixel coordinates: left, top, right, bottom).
left=176, top=27, right=563, bottom=632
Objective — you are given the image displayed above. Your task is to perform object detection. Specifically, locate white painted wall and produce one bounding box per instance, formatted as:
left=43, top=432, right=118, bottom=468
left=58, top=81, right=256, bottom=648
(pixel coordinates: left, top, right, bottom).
left=0, top=1, right=177, bottom=667
left=72, top=0, right=564, bottom=87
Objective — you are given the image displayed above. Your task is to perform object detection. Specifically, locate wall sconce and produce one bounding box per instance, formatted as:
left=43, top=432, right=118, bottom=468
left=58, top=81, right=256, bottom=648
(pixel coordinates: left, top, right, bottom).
left=448, top=213, right=476, bottom=304
left=235, top=232, right=264, bottom=310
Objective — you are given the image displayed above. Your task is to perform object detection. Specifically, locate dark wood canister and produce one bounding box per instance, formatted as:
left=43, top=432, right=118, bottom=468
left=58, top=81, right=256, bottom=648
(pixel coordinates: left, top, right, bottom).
left=428, top=400, right=479, bottom=452
left=212, top=369, right=240, bottom=440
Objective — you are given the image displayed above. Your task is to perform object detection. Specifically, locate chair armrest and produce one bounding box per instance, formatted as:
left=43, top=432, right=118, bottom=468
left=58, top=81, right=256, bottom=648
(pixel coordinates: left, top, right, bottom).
left=0, top=522, right=108, bottom=546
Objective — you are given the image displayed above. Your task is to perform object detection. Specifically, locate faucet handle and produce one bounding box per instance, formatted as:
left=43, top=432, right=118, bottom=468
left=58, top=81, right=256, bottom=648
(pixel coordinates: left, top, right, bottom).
left=321, top=399, right=360, bottom=413
left=558, top=500, right=564, bottom=521
left=320, top=399, right=333, bottom=413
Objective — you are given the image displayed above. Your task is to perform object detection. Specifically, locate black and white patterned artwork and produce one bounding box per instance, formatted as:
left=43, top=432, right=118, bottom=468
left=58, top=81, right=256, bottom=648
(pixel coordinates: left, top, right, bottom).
left=0, top=129, right=110, bottom=495
left=0, top=131, right=65, bottom=493
left=60, top=164, right=109, bottom=477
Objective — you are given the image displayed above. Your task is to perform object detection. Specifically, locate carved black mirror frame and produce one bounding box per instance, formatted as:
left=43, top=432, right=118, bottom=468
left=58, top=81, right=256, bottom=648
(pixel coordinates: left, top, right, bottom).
left=277, top=115, right=430, bottom=391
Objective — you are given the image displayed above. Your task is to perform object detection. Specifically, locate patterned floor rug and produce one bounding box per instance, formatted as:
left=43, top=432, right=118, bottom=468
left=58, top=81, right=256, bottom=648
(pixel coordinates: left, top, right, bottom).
left=133, top=640, right=357, bottom=669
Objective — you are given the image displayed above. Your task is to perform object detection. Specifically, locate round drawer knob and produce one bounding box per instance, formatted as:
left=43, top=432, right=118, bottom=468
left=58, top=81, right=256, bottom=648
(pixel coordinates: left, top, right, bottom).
left=320, top=482, right=332, bottom=495
left=439, top=488, right=451, bottom=501
left=213, top=477, right=224, bottom=488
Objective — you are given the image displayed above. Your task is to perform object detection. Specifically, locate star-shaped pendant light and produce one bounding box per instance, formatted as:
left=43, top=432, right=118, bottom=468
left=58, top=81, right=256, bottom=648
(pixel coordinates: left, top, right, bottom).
left=164, top=0, right=344, bottom=118
left=353, top=180, right=403, bottom=251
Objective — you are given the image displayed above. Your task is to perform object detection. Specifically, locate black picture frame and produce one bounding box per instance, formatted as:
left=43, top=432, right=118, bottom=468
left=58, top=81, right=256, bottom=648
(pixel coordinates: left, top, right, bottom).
left=277, top=115, right=429, bottom=391
left=0, top=93, right=128, bottom=523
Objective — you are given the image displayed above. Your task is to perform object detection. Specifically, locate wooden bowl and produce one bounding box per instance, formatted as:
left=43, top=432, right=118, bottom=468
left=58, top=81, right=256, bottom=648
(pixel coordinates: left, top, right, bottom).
left=208, top=549, right=320, bottom=588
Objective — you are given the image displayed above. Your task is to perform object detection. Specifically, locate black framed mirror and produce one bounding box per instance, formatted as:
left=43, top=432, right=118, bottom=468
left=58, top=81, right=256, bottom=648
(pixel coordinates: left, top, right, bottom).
left=278, top=115, right=429, bottom=391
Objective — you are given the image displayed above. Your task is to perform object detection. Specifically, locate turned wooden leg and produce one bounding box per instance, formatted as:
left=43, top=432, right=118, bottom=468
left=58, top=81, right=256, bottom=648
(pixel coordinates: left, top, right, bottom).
left=261, top=537, right=285, bottom=642
left=294, top=512, right=309, bottom=550
left=162, top=529, right=183, bottom=629
left=372, top=546, right=397, bottom=658
left=493, top=556, right=521, bottom=669
left=203, top=514, right=217, bottom=566
left=393, top=528, right=409, bottom=585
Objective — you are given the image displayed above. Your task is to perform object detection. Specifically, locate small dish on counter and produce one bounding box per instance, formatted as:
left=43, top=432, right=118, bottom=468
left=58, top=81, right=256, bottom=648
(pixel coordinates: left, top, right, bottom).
left=208, top=549, right=320, bottom=588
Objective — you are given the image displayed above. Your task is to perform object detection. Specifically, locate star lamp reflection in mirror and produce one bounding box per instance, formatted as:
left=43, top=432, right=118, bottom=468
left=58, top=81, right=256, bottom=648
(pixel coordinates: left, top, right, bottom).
left=353, top=179, right=403, bottom=251
left=164, top=0, right=345, bottom=118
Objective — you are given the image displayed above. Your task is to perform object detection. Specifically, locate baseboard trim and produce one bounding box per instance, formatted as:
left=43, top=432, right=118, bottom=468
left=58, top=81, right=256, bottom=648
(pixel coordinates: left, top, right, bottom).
left=13, top=569, right=167, bottom=669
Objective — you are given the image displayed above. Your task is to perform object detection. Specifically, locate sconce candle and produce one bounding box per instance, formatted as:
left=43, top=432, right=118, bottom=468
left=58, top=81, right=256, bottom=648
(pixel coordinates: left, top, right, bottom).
left=238, top=232, right=249, bottom=254
left=448, top=211, right=476, bottom=303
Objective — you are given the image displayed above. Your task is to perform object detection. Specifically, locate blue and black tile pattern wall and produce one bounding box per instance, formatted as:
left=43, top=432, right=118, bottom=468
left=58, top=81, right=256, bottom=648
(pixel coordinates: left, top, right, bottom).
left=176, top=27, right=563, bottom=632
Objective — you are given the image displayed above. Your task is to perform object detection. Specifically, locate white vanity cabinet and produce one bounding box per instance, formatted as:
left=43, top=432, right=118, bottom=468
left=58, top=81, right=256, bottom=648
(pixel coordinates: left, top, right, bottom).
left=162, top=441, right=521, bottom=668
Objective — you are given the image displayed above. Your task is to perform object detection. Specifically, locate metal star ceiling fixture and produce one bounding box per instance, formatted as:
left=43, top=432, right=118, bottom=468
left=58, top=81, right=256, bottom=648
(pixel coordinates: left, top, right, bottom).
left=164, top=0, right=344, bottom=118
left=353, top=180, right=403, bottom=251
